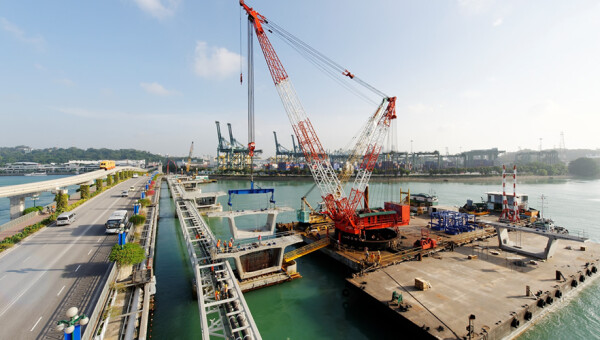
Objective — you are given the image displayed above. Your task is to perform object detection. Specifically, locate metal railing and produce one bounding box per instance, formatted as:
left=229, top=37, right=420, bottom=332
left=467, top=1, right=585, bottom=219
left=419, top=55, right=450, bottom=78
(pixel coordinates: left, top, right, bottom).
left=284, top=237, right=330, bottom=262
left=83, top=263, right=117, bottom=340
left=167, top=176, right=261, bottom=340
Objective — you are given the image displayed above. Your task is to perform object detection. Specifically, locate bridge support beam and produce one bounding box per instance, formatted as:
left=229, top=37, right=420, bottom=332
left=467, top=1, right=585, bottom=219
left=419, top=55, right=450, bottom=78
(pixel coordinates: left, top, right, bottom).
left=495, top=226, right=562, bottom=259
left=214, top=209, right=285, bottom=239
left=9, top=194, right=27, bottom=219
left=215, top=235, right=302, bottom=280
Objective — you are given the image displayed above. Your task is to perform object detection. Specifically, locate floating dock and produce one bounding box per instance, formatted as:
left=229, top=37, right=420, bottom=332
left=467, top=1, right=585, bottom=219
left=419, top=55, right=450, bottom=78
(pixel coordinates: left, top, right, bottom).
left=300, top=214, right=598, bottom=339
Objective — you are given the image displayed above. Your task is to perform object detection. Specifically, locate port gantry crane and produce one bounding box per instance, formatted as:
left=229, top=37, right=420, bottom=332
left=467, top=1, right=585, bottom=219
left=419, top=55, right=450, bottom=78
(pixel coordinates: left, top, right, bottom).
left=186, top=141, right=194, bottom=172
left=240, top=1, right=400, bottom=244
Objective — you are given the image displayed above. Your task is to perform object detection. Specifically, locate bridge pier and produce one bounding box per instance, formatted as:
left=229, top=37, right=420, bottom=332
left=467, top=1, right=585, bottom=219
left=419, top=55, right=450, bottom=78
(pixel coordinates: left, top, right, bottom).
left=494, top=224, right=581, bottom=260
left=9, top=194, right=27, bottom=219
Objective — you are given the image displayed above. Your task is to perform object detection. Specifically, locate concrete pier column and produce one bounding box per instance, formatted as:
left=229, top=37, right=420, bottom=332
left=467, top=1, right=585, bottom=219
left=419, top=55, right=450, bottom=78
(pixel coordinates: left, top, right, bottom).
left=266, top=212, right=278, bottom=233
left=9, top=195, right=27, bottom=219
left=544, top=237, right=559, bottom=258
left=233, top=257, right=245, bottom=279
left=226, top=217, right=239, bottom=239
left=496, top=227, right=511, bottom=246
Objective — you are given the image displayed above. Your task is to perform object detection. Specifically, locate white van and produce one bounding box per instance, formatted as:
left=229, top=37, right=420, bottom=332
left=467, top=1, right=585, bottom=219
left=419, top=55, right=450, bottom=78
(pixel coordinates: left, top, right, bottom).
left=56, top=212, right=76, bottom=226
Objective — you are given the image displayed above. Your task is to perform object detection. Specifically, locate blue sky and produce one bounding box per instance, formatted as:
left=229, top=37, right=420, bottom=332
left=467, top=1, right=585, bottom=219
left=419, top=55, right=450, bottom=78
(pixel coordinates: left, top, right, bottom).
left=1, top=0, right=599, bottom=158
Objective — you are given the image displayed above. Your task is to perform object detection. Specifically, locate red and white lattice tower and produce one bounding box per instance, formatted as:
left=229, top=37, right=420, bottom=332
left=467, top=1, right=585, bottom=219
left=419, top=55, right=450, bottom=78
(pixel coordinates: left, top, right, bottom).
left=511, top=165, right=521, bottom=222
left=500, top=165, right=511, bottom=220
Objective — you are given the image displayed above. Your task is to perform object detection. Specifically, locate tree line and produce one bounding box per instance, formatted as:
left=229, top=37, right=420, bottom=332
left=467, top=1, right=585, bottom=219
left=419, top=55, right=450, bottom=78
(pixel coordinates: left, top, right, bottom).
left=0, top=146, right=165, bottom=165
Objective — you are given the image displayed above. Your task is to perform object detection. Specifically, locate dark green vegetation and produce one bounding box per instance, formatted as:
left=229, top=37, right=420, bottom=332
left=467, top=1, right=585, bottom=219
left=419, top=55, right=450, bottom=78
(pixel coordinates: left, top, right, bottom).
left=569, top=157, right=600, bottom=177
left=138, top=198, right=152, bottom=207
left=22, top=206, right=44, bottom=215
left=54, top=193, right=69, bottom=213
left=0, top=218, right=52, bottom=252
left=109, top=242, right=145, bottom=266
left=80, top=185, right=90, bottom=199
left=0, top=146, right=164, bottom=165
left=129, top=214, right=146, bottom=226
left=428, top=163, right=568, bottom=176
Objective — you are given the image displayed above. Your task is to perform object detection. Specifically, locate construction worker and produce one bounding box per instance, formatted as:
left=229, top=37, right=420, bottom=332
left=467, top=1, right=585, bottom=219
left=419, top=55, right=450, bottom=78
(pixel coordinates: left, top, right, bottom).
left=215, top=290, right=220, bottom=301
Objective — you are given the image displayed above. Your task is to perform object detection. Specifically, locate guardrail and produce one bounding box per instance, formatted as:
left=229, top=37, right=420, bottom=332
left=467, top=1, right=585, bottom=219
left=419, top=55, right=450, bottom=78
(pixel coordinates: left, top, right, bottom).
left=167, top=176, right=262, bottom=340
left=84, top=263, right=117, bottom=340
left=0, top=211, right=39, bottom=233
left=0, top=203, right=56, bottom=233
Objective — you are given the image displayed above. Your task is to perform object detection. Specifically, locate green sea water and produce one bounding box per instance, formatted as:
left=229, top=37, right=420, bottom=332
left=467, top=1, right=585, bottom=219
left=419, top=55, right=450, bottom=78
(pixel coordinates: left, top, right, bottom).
left=149, top=177, right=600, bottom=339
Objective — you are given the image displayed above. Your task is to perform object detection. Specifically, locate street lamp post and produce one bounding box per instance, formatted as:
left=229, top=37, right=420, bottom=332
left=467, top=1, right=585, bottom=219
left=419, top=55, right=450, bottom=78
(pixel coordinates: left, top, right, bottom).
left=32, top=194, right=39, bottom=208
left=55, top=307, right=89, bottom=340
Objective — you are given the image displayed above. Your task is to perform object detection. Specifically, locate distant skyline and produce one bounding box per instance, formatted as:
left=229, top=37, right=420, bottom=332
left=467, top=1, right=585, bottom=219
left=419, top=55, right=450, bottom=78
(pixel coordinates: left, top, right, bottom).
left=1, top=1, right=599, bottom=158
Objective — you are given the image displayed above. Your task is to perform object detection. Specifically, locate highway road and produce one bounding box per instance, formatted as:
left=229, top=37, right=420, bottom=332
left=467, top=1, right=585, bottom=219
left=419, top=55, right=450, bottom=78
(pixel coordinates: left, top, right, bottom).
left=0, top=176, right=149, bottom=339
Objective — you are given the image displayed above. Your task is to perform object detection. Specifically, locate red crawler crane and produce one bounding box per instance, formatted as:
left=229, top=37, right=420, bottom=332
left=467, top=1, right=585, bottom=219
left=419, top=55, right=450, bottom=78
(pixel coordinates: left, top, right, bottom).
left=241, top=1, right=403, bottom=245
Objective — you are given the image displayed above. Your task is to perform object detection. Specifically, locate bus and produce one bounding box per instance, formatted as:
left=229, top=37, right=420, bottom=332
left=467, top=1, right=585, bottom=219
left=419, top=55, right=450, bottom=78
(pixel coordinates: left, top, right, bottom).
left=100, top=160, right=116, bottom=170
left=105, top=210, right=129, bottom=234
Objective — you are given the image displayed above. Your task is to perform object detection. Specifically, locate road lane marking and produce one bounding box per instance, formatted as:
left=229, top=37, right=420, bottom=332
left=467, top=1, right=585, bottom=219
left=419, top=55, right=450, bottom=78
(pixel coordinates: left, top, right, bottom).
left=0, top=275, right=6, bottom=281
left=24, top=256, right=31, bottom=263
left=0, top=196, right=122, bottom=319
left=75, top=265, right=81, bottom=272
left=30, top=316, right=43, bottom=332
left=88, top=249, right=93, bottom=255
left=97, top=237, right=102, bottom=243
left=57, top=285, right=65, bottom=296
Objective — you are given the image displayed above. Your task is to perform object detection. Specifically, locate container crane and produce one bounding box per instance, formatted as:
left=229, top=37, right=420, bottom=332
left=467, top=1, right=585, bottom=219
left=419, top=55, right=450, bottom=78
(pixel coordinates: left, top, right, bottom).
left=240, top=1, right=401, bottom=246
left=186, top=141, right=194, bottom=172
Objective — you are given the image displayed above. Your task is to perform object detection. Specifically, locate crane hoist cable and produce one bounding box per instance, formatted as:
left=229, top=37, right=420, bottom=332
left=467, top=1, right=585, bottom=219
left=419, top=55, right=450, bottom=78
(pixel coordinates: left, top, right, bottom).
left=264, top=20, right=388, bottom=99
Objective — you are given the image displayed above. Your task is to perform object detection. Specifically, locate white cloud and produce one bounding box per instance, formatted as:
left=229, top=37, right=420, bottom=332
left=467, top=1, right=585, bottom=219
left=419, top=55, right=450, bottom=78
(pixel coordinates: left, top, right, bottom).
left=0, top=17, right=45, bottom=50
left=34, top=63, right=45, bottom=71
left=493, top=18, right=503, bottom=26
left=132, top=0, right=179, bottom=20
left=140, top=82, right=180, bottom=96
left=193, top=41, right=241, bottom=79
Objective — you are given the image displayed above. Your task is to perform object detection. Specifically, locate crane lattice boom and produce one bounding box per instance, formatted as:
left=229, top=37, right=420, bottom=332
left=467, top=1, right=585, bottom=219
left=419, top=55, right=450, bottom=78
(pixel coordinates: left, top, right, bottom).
left=241, top=0, right=397, bottom=234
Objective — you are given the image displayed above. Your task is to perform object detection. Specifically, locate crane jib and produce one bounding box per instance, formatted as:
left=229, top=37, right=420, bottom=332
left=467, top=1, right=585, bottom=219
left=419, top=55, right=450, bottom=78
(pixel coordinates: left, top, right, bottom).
left=241, top=1, right=399, bottom=234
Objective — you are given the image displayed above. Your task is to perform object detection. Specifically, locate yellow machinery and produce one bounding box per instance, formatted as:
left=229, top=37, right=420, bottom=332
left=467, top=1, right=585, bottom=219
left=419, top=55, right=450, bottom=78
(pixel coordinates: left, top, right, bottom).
left=186, top=141, right=194, bottom=172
